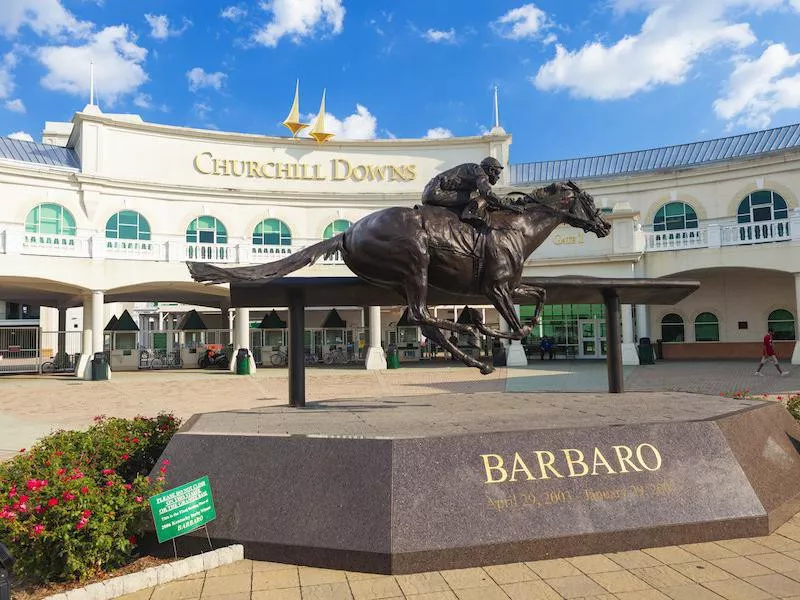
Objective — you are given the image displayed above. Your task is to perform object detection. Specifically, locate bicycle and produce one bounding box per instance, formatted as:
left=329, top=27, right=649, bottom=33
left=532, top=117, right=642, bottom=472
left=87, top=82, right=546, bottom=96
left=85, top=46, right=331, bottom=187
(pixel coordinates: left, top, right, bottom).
left=41, top=352, right=78, bottom=374
left=323, top=348, right=351, bottom=365
left=270, top=350, right=288, bottom=367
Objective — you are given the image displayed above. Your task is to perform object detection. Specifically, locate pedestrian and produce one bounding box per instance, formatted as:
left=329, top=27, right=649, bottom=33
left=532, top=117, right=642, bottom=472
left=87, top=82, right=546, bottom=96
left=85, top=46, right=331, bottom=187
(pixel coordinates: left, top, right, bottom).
left=755, top=328, right=789, bottom=376
left=539, top=336, right=554, bottom=360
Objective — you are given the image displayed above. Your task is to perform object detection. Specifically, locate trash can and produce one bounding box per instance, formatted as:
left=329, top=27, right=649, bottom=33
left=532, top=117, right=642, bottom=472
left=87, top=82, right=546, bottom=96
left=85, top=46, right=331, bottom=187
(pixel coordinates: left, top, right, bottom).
left=235, top=348, right=251, bottom=375
left=492, top=343, right=507, bottom=367
left=637, top=337, right=655, bottom=365
left=91, top=352, right=108, bottom=381
left=387, top=345, right=401, bottom=369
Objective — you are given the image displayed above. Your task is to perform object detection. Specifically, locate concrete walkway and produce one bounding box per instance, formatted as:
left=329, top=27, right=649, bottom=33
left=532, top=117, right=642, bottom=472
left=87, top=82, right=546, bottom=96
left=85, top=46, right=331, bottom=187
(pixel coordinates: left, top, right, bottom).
left=118, top=516, right=800, bottom=599
left=3, top=360, right=800, bottom=599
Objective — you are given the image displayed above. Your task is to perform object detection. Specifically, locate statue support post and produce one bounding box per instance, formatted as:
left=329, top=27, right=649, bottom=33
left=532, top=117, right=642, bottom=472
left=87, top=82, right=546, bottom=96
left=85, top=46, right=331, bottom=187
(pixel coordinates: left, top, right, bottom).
left=288, top=288, right=305, bottom=407
left=603, top=288, right=624, bottom=393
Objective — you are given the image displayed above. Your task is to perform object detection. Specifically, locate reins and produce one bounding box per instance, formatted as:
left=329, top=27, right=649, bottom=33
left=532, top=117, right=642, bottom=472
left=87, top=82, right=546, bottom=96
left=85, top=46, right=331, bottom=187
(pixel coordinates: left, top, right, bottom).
left=519, top=189, right=598, bottom=232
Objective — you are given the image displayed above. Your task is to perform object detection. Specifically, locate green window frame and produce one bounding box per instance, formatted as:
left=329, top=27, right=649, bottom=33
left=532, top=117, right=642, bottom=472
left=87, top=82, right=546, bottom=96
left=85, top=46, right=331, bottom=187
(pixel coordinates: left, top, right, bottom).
left=737, top=190, right=788, bottom=224
left=323, top=219, right=351, bottom=239
left=186, top=215, right=227, bottom=244
left=25, top=203, right=77, bottom=235
left=106, top=210, right=151, bottom=241
left=768, top=309, right=795, bottom=341
left=253, top=219, right=292, bottom=246
left=653, top=202, right=698, bottom=232
left=661, top=313, right=685, bottom=343
left=694, top=312, right=719, bottom=342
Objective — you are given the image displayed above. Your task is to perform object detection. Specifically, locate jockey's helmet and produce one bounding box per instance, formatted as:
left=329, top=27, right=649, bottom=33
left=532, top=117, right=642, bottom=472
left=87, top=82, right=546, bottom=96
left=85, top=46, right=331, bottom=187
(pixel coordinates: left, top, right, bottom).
left=480, top=156, right=504, bottom=183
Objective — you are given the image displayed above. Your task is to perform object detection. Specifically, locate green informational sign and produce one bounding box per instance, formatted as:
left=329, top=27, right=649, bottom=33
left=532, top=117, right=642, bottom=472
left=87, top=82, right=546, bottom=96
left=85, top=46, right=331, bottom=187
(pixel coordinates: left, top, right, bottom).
left=149, top=476, right=216, bottom=543
left=152, top=332, right=167, bottom=351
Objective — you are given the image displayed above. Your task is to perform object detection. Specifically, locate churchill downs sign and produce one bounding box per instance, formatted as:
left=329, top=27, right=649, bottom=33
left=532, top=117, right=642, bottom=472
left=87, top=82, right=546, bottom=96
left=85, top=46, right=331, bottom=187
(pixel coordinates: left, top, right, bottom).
left=193, top=152, right=417, bottom=183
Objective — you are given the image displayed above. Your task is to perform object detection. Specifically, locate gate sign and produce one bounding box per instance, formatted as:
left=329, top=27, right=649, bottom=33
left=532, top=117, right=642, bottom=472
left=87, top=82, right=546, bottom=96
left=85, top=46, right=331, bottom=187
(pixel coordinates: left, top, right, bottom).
left=149, top=476, right=216, bottom=543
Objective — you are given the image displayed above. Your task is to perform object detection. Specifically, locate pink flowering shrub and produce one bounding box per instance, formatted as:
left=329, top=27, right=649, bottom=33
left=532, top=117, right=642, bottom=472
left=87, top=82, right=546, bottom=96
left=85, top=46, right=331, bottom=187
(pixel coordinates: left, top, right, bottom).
left=0, top=413, right=180, bottom=583
left=785, top=394, right=800, bottom=421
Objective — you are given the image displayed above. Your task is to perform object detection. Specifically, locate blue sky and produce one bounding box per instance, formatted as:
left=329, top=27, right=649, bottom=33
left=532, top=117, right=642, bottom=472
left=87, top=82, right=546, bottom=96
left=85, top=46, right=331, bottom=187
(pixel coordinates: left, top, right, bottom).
left=1, top=0, right=800, bottom=163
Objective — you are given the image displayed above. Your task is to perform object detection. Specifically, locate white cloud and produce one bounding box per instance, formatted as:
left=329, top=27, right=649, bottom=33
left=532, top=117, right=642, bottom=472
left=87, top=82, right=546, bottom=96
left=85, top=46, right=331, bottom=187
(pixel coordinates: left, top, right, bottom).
left=220, top=6, right=247, bottom=21
left=8, top=131, right=33, bottom=141
left=423, top=28, right=456, bottom=43
left=187, top=67, right=227, bottom=92
left=493, top=4, right=550, bottom=40
left=194, top=102, right=212, bottom=121
left=425, top=127, right=453, bottom=139
left=0, top=52, right=17, bottom=99
left=37, top=25, right=148, bottom=106
left=714, top=43, right=800, bottom=128
left=303, top=104, right=377, bottom=139
left=144, top=14, right=191, bottom=40
left=0, top=0, right=92, bottom=39
left=533, top=0, right=783, bottom=100
left=253, top=0, right=345, bottom=47
left=5, top=98, right=25, bottom=113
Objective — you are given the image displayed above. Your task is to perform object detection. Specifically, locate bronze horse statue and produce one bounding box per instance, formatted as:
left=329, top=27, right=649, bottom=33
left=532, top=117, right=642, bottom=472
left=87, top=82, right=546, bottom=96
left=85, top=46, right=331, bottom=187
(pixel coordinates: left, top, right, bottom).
left=188, top=181, right=611, bottom=374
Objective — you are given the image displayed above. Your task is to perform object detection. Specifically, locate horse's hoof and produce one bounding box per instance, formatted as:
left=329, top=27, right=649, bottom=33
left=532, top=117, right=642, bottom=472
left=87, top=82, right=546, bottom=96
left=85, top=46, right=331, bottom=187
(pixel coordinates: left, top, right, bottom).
left=480, top=364, right=495, bottom=375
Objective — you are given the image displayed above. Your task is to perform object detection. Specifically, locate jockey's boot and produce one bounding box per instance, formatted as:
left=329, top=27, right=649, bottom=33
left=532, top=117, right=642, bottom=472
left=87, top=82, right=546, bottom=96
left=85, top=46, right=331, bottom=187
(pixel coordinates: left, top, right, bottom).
left=461, top=199, right=488, bottom=228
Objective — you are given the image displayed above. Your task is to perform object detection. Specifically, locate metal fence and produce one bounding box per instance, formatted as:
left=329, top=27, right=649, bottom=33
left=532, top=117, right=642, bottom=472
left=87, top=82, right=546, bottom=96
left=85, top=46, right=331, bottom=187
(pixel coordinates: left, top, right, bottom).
left=0, top=326, right=40, bottom=374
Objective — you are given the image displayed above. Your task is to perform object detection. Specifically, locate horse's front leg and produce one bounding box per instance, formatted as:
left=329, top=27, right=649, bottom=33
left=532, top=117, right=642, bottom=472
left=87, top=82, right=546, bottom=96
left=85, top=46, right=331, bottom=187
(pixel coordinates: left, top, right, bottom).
left=485, top=285, right=531, bottom=340
left=419, top=323, right=494, bottom=375
left=512, top=284, right=547, bottom=327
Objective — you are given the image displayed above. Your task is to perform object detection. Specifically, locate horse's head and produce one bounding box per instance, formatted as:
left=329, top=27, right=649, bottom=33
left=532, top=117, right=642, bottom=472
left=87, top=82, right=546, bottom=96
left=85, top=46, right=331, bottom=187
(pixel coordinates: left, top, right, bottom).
left=526, top=181, right=612, bottom=238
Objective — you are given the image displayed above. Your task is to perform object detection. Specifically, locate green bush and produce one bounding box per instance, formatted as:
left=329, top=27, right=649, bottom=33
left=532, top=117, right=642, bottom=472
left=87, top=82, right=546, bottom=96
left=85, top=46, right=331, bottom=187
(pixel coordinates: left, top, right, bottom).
left=0, top=413, right=181, bottom=583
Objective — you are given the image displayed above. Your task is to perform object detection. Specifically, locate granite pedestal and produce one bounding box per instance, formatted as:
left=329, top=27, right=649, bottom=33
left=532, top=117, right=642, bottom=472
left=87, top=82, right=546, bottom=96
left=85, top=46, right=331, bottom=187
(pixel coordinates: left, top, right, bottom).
left=148, top=392, right=800, bottom=573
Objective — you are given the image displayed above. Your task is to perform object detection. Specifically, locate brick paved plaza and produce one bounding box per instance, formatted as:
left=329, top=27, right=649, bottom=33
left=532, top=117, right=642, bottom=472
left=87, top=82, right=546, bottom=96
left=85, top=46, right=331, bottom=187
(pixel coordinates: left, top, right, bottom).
left=4, top=360, right=800, bottom=599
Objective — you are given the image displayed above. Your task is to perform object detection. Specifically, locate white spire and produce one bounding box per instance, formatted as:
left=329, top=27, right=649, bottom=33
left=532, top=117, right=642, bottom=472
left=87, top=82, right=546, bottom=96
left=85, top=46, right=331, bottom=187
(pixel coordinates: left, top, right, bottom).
left=490, top=85, right=506, bottom=135
left=90, top=60, right=95, bottom=106
left=494, top=85, right=499, bottom=128
left=82, top=59, right=102, bottom=115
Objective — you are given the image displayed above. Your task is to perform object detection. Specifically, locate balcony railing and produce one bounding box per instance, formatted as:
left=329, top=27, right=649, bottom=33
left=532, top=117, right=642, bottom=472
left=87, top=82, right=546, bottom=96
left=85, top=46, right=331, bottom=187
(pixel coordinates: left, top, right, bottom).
left=0, top=226, right=349, bottom=266
left=644, top=215, right=800, bottom=252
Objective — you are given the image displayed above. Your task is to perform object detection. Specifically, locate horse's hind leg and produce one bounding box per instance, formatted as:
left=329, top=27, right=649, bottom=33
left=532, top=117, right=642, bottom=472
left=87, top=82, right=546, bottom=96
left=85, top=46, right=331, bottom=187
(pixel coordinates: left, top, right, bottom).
left=419, top=324, right=494, bottom=375
left=403, top=275, right=482, bottom=337
left=512, top=284, right=547, bottom=326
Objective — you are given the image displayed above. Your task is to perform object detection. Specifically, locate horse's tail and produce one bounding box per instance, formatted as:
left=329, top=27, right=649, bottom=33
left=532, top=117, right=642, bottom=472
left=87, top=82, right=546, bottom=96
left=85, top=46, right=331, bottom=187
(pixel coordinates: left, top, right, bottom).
left=187, top=234, right=345, bottom=284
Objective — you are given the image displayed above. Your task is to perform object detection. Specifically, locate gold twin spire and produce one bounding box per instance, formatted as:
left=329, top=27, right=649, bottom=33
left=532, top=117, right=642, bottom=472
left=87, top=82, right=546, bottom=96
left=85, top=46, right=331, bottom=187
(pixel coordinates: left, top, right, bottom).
left=281, top=80, right=333, bottom=144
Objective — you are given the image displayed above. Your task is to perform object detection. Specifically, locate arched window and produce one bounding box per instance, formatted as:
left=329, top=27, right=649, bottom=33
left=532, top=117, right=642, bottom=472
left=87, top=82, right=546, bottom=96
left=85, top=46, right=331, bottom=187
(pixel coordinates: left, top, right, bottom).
left=186, top=216, right=227, bottom=244
left=737, top=190, right=788, bottom=223
left=768, top=309, right=795, bottom=340
left=25, top=203, right=76, bottom=235
left=323, top=219, right=351, bottom=239
left=694, top=312, right=719, bottom=342
left=105, top=210, right=151, bottom=240
left=653, top=202, right=698, bottom=231
left=253, top=219, right=291, bottom=246
left=661, top=313, right=685, bottom=343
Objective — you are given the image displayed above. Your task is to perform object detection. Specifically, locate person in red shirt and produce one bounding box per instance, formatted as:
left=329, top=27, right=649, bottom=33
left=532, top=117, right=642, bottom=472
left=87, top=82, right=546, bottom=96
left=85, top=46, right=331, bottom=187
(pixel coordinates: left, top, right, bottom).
left=755, top=329, right=789, bottom=376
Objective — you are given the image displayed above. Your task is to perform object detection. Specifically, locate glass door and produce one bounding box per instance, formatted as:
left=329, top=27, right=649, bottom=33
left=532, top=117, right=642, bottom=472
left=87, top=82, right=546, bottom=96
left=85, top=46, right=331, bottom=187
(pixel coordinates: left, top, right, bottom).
left=578, top=319, right=606, bottom=358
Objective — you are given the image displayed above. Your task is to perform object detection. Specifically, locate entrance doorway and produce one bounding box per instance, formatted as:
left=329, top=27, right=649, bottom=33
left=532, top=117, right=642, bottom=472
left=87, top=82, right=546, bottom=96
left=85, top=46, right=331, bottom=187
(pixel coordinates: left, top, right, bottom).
left=578, top=319, right=606, bottom=358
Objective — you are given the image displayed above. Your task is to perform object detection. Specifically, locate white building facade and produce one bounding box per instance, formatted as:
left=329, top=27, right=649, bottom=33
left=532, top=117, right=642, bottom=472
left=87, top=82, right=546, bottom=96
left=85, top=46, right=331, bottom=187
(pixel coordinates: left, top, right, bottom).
left=1, top=106, right=799, bottom=374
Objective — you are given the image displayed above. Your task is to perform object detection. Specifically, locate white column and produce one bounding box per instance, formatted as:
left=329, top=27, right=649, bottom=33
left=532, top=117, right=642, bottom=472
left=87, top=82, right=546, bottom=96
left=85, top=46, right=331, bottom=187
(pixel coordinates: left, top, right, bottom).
left=365, top=305, right=386, bottom=370
left=635, top=304, right=648, bottom=341
left=76, top=294, right=93, bottom=379
left=90, top=290, right=110, bottom=380
left=506, top=304, right=528, bottom=367
left=621, top=303, right=640, bottom=365
left=230, top=307, right=256, bottom=374
left=91, top=290, right=104, bottom=354
left=792, top=274, right=800, bottom=365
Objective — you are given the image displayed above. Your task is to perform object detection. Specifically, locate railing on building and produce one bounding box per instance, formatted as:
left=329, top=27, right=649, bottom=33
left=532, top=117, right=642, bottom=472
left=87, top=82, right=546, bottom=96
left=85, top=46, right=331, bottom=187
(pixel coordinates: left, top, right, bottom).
left=643, top=214, right=800, bottom=252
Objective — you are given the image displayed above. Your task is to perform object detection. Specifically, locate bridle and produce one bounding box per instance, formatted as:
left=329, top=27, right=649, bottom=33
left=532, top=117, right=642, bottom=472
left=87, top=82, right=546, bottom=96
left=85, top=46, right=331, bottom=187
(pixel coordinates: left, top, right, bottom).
left=514, top=182, right=604, bottom=233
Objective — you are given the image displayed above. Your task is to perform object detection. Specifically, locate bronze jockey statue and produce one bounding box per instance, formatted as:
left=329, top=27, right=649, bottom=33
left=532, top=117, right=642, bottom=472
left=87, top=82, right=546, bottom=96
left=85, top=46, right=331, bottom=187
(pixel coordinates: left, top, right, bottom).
left=421, top=156, right=523, bottom=227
